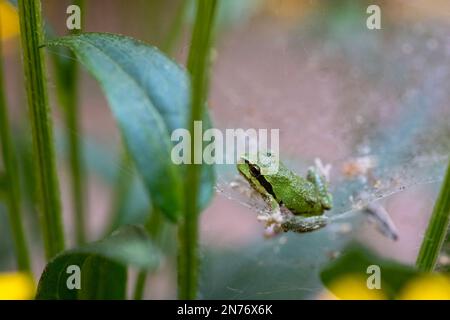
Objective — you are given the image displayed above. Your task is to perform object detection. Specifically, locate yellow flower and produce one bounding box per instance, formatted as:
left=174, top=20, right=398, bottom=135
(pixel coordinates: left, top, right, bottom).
left=325, top=274, right=387, bottom=300
left=399, top=274, right=450, bottom=300
left=0, top=272, right=35, bottom=300
left=0, top=0, right=20, bottom=41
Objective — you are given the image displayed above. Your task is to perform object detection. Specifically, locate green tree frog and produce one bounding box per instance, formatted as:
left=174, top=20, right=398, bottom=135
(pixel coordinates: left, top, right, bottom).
left=237, top=152, right=333, bottom=235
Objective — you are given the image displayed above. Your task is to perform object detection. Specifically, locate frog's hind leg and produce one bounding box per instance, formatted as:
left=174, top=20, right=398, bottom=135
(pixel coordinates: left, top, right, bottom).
left=281, top=215, right=329, bottom=233
left=307, top=165, right=333, bottom=210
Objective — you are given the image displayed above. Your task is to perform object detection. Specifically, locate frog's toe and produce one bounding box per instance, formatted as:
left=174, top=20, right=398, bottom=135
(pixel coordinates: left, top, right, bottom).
left=257, top=214, right=270, bottom=222
left=263, top=224, right=282, bottom=238
left=314, top=158, right=332, bottom=182
left=321, top=197, right=333, bottom=210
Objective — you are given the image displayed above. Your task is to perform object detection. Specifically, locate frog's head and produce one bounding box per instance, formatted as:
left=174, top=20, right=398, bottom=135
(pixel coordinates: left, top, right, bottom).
left=237, top=151, right=279, bottom=179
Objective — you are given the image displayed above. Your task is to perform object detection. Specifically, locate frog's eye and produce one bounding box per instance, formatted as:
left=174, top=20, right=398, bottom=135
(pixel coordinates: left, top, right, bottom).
left=249, top=164, right=261, bottom=176
left=266, top=151, right=272, bottom=157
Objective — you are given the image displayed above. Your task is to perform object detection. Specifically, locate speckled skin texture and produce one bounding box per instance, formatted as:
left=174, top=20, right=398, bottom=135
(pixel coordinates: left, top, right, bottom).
left=237, top=153, right=333, bottom=216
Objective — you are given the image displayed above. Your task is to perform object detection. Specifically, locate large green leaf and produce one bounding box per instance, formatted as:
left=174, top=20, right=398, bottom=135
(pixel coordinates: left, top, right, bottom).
left=48, top=33, right=216, bottom=222
left=36, top=225, right=160, bottom=300
left=47, top=33, right=191, bottom=222
left=320, top=244, right=420, bottom=298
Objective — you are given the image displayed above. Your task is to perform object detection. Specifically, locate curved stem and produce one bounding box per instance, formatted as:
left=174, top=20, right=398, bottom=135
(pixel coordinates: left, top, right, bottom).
left=18, top=0, right=65, bottom=259
left=416, top=160, right=450, bottom=271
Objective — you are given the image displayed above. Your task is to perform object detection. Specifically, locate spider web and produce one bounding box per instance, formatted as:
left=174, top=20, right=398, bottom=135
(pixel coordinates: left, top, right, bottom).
left=199, top=2, right=450, bottom=299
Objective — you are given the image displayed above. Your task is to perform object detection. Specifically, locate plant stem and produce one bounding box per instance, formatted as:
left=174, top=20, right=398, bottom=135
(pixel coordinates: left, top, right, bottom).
left=65, top=76, right=85, bottom=245
left=162, top=0, right=189, bottom=55
left=178, top=0, right=218, bottom=300
left=0, top=13, right=31, bottom=273
left=132, top=208, right=163, bottom=300
left=54, top=0, right=86, bottom=245
left=18, top=0, right=65, bottom=259
left=106, top=150, right=133, bottom=234
left=416, top=160, right=450, bottom=272
left=133, top=271, right=148, bottom=300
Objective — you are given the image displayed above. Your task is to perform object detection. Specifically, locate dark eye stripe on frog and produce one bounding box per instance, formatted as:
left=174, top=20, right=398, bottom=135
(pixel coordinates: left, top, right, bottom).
left=245, top=160, right=277, bottom=199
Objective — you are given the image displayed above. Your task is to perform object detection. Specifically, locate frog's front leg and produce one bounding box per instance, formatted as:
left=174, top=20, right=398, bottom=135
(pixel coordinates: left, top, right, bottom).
left=256, top=192, right=284, bottom=227
left=240, top=171, right=283, bottom=224
left=281, top=215, right=329, bottom=233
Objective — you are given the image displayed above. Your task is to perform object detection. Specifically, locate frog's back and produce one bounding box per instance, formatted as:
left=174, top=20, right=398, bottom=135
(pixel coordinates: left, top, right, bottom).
left=266, top=165, right=323, bottom=215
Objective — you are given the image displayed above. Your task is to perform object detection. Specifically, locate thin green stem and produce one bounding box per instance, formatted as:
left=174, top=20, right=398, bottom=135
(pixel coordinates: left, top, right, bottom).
left=54, top=0, right=86, bottom=245
left=162, top=0, right=189, bottom=55
left=133, top=271, right=148, bottom=300
left=0, top=12, right=31, bottom=273
left=178, top=0, right=218, bottom=300
left=132, top=208, right=164, bottom=300
left=106, top=150, right=133, bottom=234
left=65, top=82, right=85, bottom=245
left=18, top=0, right=65, bottom=259
left=416, top=160, right=450, bottom=272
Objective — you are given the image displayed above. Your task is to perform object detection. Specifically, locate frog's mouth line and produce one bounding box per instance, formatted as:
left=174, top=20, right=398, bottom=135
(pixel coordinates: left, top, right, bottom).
left=245, top=160, right=278, bottom=200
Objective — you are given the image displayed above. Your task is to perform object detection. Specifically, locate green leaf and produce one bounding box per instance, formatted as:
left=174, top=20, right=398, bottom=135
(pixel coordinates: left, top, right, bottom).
left=47, top=33, right=188, bottom=222
left=48, top=33, right=216, bottom=222
left=36, top=225, right=160, bottom=300
left=37, top=254, right=126, bottom=300
left=320, top=244, right=420, bottom=298
left=77, top=256, right=126, bottom=300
